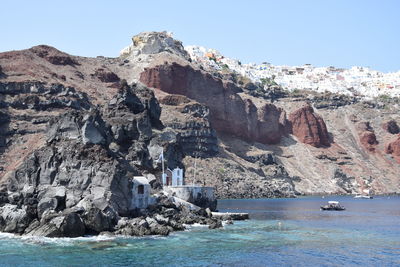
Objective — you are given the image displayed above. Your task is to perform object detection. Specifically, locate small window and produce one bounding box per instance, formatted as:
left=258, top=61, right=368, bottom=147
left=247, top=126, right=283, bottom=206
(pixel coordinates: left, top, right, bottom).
left=138, top=185, right=144, bottom=194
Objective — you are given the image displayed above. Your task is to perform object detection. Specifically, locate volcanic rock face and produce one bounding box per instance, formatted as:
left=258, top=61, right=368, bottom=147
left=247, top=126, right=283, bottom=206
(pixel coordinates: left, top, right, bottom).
left=0, top=82, right=176, bottom=237
left=288, top=105, right=330, bottom=147
left=382, top=120, right=400, bottom=134
left=140, top=62, right=288, bottom=144
left=0, top=81, right=91, bottom=111
left=160, top=98, right=219, bottom=158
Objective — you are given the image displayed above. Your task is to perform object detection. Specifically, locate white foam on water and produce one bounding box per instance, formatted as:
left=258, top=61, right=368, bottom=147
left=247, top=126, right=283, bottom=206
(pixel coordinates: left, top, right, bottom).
left=0, top=232, right=119, bottom=246
left=0, top=232, right=15, bottom=239
left=183, top=223, right=209, bottom=229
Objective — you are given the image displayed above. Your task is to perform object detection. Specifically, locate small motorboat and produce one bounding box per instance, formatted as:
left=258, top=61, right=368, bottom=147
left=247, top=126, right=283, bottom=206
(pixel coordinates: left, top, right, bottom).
left=354, top=194, right=373, bottom=199
left=320, top=201, right=345, bottom=211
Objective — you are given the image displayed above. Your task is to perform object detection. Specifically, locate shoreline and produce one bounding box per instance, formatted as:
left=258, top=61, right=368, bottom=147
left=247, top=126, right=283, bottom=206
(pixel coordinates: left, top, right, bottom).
left=216, top=193, right=400, bottom=201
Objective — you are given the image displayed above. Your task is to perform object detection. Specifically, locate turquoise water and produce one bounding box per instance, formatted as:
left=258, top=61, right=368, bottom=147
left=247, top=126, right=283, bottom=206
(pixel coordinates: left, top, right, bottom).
left=0, top=196, right=399, bottom=266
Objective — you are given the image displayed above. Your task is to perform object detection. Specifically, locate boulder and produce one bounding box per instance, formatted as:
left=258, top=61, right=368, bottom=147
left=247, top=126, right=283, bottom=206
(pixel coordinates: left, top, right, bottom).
left=93, top=68, right=120, bottom=83
left=208, top=219, right=223, bottom=229
left=360, top=131, right=378, bottom=151
left=288, top=105, right=330, bottom=147
left=0, top=204, right=31, bottom=234
left=382, top=120, right=400, bottom=134
left=37, top=197, right=58, bottom=218
left=82, top=207, right=116, bottom=233
left=81, top=120, right=105, bottom=145
left=385, top=135, right=400, bottom=162
left=27, top=212, right=85, bottom=237
left=357, top=121, right=378, bottom=152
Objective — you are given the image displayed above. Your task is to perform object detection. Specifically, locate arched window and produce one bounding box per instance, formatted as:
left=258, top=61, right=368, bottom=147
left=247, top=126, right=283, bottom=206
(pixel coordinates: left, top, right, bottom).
left=138, top=185, right=144, bottom=194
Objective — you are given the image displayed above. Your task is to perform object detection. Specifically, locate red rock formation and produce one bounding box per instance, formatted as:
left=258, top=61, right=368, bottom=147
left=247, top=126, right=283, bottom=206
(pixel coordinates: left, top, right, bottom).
left=382, top=120, right=400, bottom=134
left=360, top=131, right=378, bottom=151
left=140, top=62, right=288, bottom=144
left=385, top=135, right=400, bottom=162
left=288, top=105, right=330, bottom=147
left=357, top=121, right=378, bottom=152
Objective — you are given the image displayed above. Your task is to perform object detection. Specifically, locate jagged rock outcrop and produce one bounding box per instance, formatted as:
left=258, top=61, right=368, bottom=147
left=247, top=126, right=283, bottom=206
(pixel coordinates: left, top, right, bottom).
left=288, top=105, right=330, bottom=147
left=140, top=62, right=288, bottom=144
left=120, top=31, right=190, bottom=60
left=382, top=120, right=400, bottom=134
left=0, top=82, right=173, bottom=237
left=332, top=168, right=356, bottom=194
left=0, top=81, right=91, bottom=111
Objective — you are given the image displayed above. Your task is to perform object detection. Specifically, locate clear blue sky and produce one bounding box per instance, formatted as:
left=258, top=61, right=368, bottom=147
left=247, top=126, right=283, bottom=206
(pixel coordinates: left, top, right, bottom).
left=2, top=0, right=400, bottom=72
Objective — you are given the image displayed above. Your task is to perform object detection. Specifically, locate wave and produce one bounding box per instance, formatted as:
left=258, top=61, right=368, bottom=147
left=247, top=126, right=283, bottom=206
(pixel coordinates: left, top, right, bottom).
left=0, top=232, right=118, bottom=246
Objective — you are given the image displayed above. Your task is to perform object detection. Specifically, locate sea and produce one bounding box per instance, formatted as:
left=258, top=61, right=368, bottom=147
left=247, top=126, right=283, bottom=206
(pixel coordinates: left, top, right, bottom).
left=0, top=196, right=399, bottom=267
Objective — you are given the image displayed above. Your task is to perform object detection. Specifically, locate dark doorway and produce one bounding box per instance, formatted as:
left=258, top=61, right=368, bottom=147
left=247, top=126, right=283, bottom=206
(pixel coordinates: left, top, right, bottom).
left=138, top=185, right=144, bottom=194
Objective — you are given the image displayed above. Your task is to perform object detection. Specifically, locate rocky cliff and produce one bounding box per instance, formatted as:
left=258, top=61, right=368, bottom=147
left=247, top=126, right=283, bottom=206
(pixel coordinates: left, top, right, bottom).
left=140, top=62, right=288, bottom=144
left=0, top=81, right=223, bottom=237
left=0, top=31, right=400, bottom=237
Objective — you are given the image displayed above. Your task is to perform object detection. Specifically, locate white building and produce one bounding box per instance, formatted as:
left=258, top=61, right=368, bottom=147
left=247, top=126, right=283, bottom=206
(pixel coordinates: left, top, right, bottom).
left=184, top=45, right=400, bottom=99
left=163, top=167, right=184, bottom=187
left=131, top=176, right=151, bottom=209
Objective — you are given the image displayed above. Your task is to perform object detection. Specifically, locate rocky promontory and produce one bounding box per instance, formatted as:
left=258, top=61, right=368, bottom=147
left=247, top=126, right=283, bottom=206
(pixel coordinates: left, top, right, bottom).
left=0, top=82, right=224, bottom=237
left=1, top=31, right=400, bottom=237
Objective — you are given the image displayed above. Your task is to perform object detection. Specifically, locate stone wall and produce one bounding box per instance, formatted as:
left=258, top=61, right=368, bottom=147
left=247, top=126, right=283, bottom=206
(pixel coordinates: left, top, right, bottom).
left=164, top=186, right=216, bottom=211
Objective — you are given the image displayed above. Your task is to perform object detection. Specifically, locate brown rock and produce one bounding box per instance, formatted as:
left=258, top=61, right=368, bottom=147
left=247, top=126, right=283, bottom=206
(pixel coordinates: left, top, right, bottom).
left=31, top=45, right=79, bottom=66
left=382, top=120, right=400, bottom=134
left=140, top=62, right=287, bottom=144
left=360, top=131, right=378, bottom=151
left=357, top=121, right=378, bottom=152
left=288, top=105, right=330, bottom=147
left=93, top=68, right=120, bottom=83
left=385, top=135, right=400, bottom=162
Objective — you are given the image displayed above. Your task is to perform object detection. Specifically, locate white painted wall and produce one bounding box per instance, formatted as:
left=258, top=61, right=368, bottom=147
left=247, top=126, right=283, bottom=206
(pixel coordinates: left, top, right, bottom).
left=131, top=176, right=151, bottom=209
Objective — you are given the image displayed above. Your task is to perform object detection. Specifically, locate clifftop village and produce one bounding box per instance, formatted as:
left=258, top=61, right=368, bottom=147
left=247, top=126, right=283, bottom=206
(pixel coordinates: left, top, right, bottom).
left=185, top=45, right=400, bottom=98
